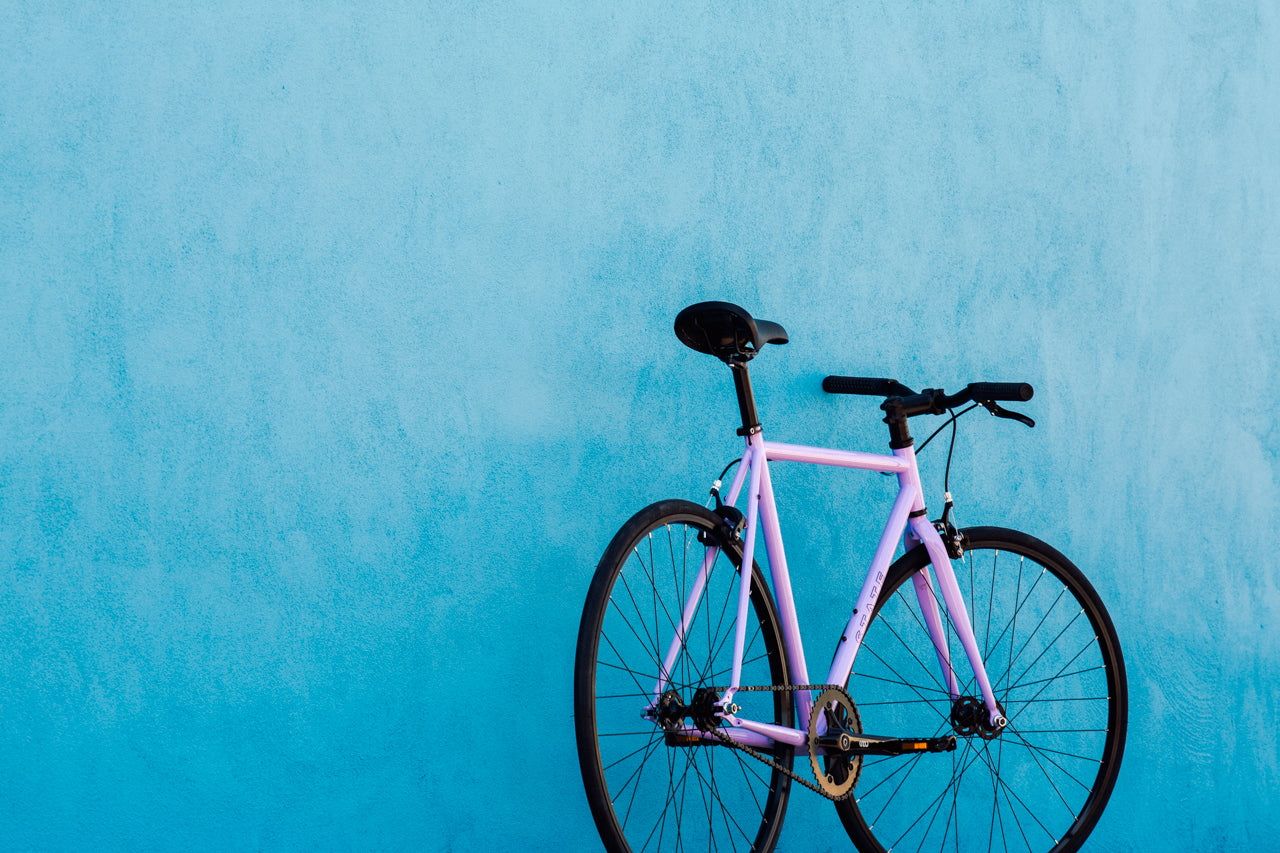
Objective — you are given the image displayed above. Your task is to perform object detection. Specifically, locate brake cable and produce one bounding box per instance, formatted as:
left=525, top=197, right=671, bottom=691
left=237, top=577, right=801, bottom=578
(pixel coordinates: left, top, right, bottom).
left=913, top=402, right=982, bottom=554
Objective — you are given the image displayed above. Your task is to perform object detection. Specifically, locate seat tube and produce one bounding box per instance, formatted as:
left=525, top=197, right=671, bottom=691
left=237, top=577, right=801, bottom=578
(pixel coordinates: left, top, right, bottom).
left=755, top=434, right=812, bottom=722
left=726, top=441, right=764, bottom=696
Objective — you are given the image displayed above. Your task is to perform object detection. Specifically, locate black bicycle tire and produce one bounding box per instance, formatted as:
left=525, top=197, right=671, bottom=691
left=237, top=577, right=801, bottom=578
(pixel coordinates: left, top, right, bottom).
left=575, top=499, right=795, bottom=853
left=834, top=526, right=1127, bottom=853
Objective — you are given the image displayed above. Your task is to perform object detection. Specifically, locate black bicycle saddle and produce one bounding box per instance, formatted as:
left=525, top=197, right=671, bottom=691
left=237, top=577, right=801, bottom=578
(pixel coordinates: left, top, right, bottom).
left=674, top=302, right=789, bottom=363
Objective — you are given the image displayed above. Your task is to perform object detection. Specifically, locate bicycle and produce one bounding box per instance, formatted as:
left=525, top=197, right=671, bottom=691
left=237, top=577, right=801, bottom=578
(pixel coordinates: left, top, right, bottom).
left=574, top=302, right=1127, bottom=853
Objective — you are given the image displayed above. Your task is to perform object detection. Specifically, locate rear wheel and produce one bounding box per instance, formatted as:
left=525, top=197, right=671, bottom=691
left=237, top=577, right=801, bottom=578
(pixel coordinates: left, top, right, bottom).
left=575, top=500, right=795, bottom=853
left=838, top=527, right=1127, bottom=853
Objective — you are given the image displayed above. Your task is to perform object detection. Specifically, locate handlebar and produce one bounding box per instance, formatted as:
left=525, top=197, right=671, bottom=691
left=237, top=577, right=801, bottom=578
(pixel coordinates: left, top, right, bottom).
left=821, top=376, right=917, bottom=397
left=963, top=382, right=1034, bottom=404
left=822, top=376, right=1035, bottom=427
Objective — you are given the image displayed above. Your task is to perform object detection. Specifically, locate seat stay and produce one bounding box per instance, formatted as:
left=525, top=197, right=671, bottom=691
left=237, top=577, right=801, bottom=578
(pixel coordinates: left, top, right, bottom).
left=650, top=439, right=757, bottom=702
left=651, top=540, right=723, bottom=701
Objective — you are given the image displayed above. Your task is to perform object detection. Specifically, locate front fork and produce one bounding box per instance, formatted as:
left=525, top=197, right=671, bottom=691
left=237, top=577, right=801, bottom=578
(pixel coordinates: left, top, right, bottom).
left=905, top=518, right=1006, bottom=730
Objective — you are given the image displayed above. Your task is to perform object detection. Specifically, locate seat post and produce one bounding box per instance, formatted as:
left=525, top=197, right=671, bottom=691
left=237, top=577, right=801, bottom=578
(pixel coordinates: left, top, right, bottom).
left=729, top=359, right=761, bottom=436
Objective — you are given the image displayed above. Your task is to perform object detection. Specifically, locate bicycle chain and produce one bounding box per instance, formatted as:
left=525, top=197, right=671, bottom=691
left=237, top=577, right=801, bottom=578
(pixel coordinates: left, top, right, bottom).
left=705, top=683, right=856, bottom=802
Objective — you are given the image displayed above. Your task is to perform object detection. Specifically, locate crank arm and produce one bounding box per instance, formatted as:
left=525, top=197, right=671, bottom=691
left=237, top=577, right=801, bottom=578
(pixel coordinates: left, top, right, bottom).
left=816, top=732, right=957, bottom=756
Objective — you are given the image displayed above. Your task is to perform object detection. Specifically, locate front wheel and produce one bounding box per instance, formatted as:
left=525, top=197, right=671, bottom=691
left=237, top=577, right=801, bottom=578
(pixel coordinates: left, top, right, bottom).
left=575, top=500, right=795, bottom=853
left=838, top=527, right=1127, bottom=853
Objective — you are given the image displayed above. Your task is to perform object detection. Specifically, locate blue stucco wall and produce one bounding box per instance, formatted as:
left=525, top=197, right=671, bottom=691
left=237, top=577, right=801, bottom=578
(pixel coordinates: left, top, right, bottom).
left=3, top=2, right=1278, bottom=850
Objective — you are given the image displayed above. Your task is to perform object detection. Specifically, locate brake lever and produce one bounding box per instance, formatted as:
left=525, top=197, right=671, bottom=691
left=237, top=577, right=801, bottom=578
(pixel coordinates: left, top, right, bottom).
left=979, top=400, right=1035, bottom=428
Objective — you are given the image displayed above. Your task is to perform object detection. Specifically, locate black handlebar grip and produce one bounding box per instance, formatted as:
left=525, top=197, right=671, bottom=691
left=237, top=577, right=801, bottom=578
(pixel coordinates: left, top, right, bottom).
left=968, top=382, right=1034, bottom=402
left=823, top=376, right=899, bottom=396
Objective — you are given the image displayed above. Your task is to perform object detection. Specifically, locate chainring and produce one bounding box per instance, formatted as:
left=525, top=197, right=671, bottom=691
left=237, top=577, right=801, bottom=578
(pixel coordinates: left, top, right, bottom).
left=808, top=687, right=863, bottom=799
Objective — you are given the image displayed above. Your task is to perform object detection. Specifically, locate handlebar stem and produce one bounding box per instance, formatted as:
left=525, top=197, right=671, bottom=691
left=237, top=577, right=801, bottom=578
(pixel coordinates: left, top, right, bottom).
left=881, top=398, right=915, bottom=449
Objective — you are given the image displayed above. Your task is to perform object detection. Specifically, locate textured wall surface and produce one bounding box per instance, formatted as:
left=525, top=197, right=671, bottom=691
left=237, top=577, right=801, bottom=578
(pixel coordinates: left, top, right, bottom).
left=2, top=2, right=1278, bottom=850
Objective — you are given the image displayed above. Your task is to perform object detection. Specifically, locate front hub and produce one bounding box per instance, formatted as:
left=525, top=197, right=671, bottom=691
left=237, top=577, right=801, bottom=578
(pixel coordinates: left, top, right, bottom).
left=950, top=695, right=1006, bottom=740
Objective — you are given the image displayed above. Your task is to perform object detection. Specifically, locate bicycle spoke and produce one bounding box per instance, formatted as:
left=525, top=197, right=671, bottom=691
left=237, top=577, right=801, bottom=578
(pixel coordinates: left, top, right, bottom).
left=705, top=646, right=768, bottom=686
left=694, top=752, right=754, bottom=847
left=1000, top=607, right=1083, bottom=695
left=911, top=743, right=966, bottom=851
left=988, top=734, right=1004, bottom=853
left=978, top=564, right=1046, bottom=683
left=998, top=765, right=1034, bottom=851
left=611, top=735, right=661, bottom=801
left=1005, top=664, right=1104, bottom=693
left=632, top=543, right=682, bottom=648
left=852, top=669, right=951, bottom=696
left=990, top=759, right=1060, bottom=843
left=995, top=737, right=1104, bottom=765
left=887, top=586, right=954, bottom=694
left=882, top=737, right=980, bottom=851
left=1005, top=727, right=1095, bottom=794
left=865, top=747, right=931, bottom=829
left=609, top=584, right=667, bottom=677
left=858, top=640, right=953, bottom=729
left=1008, top=636, right=1100, bottom=708
left=687, top=754, right=721, bottom=848
left=730, top=746, right=774, bottom=800
left=698, top=555, right=740, bottom=687
left=616, top=570, right=665, bottom=672
left=596, top=690, right=658, bottom=700
left=999, top=587, right=1067, bottom=692
left=605, top=735, right=662, bottom=773
left=598, top=635, right=659, bottom=698
left=658, top=742, right=690, bottom=853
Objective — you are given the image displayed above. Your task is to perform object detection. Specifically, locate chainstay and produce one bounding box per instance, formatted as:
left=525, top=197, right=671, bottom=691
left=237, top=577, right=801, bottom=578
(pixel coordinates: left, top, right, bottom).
left=707, top=683, right=853, bottom=802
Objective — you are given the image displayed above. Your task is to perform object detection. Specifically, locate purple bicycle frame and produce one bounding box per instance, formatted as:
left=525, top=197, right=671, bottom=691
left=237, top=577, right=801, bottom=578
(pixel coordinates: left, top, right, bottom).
left=652, top=429, right=1005, bottom=750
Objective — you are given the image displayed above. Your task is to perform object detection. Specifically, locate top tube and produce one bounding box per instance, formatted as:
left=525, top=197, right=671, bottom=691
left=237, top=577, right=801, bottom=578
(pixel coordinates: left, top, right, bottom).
left=763, top=441, right=910, bottom=474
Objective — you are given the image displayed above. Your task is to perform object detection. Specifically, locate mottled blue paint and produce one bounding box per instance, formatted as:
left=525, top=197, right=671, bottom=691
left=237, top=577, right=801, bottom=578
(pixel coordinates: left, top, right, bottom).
left=2, top=2, right=1278, bottom=850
